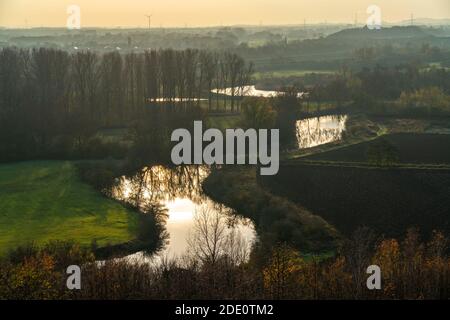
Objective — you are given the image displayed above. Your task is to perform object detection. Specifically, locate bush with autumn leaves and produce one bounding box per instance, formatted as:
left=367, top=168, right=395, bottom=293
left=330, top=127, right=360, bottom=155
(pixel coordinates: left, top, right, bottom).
left=1, top=228, right=449, bottom=299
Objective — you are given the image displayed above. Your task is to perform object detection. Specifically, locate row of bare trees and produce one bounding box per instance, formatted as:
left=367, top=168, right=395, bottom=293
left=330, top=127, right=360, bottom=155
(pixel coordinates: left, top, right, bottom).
left=0, top=47, right=252, bottom=161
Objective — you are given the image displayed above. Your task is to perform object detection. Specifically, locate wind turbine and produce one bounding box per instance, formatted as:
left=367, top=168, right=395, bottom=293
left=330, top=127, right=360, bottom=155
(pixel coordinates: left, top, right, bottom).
left=145, top=14, right=153, bottom=30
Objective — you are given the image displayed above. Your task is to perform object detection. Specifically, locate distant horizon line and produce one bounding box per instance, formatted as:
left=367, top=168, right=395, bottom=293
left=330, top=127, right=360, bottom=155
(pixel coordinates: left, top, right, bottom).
left=1, top=19, right=450, bottom=30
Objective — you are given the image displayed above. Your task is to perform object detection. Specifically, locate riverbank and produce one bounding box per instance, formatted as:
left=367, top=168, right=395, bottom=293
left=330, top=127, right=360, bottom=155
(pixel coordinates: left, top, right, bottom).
left=202, top=165, right=341, bottom=253
left=261, top=161, right=450, bottom=238
left=286, top=113, right=450, bottom=161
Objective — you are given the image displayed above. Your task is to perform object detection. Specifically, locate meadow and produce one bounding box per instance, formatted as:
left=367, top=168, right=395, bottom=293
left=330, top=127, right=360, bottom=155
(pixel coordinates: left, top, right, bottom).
left=0, top=161, right=139, bottom=255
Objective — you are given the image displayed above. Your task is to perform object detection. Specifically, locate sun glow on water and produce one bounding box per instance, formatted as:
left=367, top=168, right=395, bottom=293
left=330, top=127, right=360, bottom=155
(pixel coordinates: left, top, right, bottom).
left=165, top=198, right=195, bottom=222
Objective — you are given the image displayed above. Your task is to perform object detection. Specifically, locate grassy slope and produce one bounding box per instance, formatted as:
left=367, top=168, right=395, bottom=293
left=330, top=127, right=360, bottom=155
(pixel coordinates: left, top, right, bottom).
left=0, top=161, right=139, bottom=255
left=305, top=133, right=450, bottom=164
left=203, top=166, right=340, bottom=252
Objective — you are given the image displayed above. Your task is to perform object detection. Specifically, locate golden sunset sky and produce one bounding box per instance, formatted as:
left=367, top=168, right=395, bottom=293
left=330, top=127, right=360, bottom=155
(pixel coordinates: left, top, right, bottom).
left=0, top=0, right=449, bottom=28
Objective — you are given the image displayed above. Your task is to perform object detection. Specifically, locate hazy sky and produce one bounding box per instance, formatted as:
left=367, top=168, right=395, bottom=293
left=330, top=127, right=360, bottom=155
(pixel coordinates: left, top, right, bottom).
left=0, top=0, right=449, bottom=28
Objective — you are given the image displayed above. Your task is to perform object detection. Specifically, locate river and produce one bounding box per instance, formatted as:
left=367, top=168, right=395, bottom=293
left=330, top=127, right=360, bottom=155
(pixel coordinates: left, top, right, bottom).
left=296, top=114, right=348, bottom=149
left=104, top=115, right=347, bottom=264
left=110, top=165, right=256, bottom=264
left=212, top=85, right=307, bottom=98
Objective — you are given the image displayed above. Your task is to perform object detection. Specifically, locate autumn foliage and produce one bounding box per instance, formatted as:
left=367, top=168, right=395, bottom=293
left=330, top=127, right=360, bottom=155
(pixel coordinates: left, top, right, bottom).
left=1, top=228, right=449, bottom=300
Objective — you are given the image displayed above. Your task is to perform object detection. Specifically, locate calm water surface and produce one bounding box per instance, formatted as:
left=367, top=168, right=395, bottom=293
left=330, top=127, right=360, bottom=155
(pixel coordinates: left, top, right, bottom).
left=212, top=85, right=306, bottom=98
left=296, top=115, right=348, bottom=149
left=111, top=165, right=256, bottom=264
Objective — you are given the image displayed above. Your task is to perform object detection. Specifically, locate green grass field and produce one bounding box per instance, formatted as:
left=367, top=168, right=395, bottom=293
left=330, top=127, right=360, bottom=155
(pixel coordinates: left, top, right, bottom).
left=0, top=161, right=139, bottom=255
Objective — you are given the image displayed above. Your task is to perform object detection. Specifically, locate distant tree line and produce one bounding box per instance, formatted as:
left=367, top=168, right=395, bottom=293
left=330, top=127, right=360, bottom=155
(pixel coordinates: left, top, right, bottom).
left=0, top=47, right=252, bottom=162
left=302, top=64, right=450, bottom=115
left=237, top=26, right=450, bottom=72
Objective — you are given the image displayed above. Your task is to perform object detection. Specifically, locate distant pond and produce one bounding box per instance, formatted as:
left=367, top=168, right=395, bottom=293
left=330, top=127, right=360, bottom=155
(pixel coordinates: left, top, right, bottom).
left=296, top=115, right=348, bottom=149
left=212, top=85, right=307, bottom=98
left=110, top=165, right=256, bottom=264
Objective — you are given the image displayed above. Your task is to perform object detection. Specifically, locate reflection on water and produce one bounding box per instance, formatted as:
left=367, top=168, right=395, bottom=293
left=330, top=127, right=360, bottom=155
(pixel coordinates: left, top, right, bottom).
left=111, top=165, right=256, bottom=263
left=296, top=115, right=348, bottom=149
left=112, top=165, right=208, bottom=208
left=149, top=97, right=208, bottom=103
left=212, top=85, right=306, bottom=98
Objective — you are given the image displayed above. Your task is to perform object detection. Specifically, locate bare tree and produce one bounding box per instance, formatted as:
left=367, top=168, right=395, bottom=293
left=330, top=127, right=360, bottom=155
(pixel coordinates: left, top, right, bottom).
left=188, top=205, right=227, bottom=266
left=187, top=204, right=249, bottom=267
left=343, top=226, right=376, bottom=299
